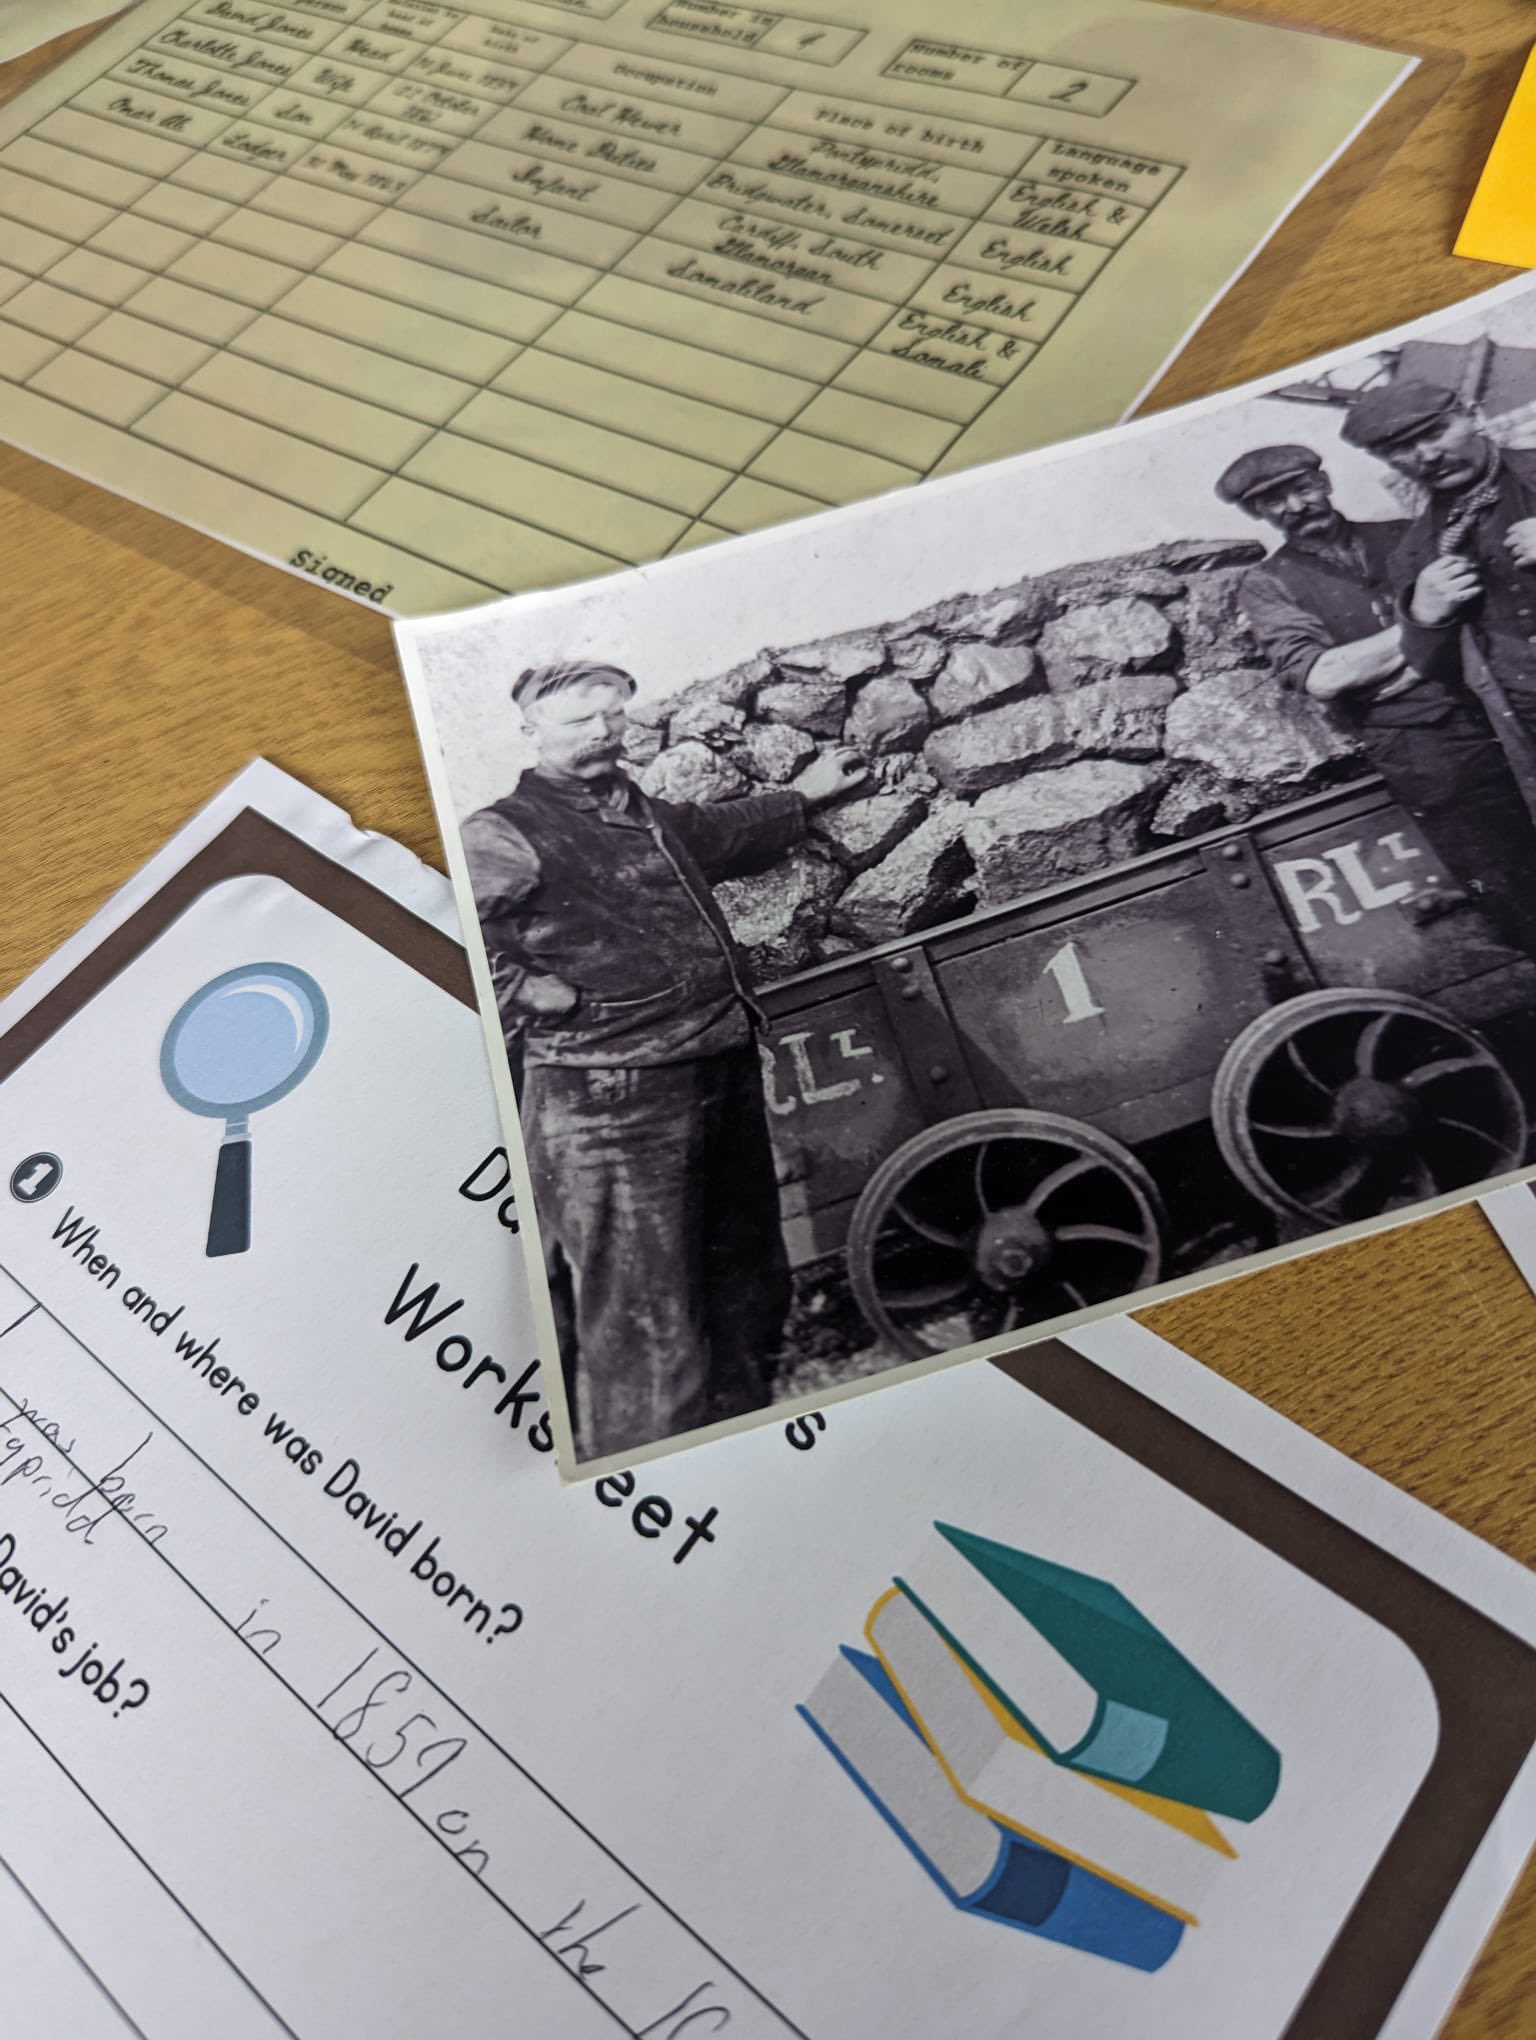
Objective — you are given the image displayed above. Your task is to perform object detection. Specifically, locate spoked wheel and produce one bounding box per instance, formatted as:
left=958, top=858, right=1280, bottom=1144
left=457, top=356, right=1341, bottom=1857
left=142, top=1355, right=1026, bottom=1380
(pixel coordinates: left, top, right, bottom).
left=1212, top=988, right=1527, bottom=1228
left=846, top=1109, right=1166, bottom=1360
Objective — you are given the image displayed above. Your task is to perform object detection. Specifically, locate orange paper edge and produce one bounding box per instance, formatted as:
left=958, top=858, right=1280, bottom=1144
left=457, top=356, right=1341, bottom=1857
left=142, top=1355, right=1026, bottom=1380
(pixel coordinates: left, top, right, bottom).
left=1457, top=46, right=1536, bottom=268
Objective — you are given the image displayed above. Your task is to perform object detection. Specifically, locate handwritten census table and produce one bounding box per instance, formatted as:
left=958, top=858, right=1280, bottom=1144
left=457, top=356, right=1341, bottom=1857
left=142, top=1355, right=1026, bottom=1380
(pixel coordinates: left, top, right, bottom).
left=0, top=0, right=1178, bottom=603
left=3, top=2, right=1536, bottom=2032
left=0, top=0, right=1401, bottom=610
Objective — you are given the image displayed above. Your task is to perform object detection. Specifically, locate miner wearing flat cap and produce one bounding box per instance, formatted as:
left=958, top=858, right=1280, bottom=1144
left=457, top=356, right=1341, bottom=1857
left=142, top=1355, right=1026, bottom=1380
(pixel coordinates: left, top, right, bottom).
left=461, top=659, right=867, bottom=1461
left=1339, top=377, right=1536, bottom=942
left=1219, top=425, right=1536, bottom=954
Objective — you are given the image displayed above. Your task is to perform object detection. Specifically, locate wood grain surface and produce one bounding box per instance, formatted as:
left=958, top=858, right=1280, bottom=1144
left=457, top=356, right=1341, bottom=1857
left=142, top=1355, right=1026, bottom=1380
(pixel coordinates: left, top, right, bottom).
left=3, top=6, right=1536, bottom=2032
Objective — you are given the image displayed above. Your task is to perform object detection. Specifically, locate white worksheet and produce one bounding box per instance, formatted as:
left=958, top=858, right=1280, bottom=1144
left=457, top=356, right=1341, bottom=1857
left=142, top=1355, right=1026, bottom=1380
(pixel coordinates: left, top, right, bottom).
left=2, top=761, right=1534, bottom=2038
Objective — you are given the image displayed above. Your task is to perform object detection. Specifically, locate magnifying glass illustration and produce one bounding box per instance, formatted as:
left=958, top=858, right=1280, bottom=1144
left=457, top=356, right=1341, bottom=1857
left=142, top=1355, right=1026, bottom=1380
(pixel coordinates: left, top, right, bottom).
left=160, top=964, right=330, bottom=1258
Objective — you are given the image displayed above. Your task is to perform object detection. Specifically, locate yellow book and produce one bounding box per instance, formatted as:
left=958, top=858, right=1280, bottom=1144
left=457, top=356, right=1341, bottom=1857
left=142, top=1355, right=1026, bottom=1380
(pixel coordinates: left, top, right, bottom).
left=866, top=1587, right=1235, bottom=1925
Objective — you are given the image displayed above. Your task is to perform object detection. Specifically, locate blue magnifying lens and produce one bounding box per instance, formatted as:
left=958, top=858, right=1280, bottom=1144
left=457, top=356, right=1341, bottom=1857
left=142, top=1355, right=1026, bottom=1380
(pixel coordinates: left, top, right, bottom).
left=160, top=963, right=329, bottom=1258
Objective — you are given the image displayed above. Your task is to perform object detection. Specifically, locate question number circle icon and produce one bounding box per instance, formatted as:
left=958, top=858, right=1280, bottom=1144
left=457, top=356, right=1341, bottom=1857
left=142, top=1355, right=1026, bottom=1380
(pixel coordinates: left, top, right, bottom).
left=10, top=1154, right=62, bottom=1204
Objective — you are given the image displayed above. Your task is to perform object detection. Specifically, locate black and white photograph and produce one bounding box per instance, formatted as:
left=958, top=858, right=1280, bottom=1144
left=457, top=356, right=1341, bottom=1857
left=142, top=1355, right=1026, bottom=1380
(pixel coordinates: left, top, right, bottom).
left=401, top=270, right=1536, bottom=1478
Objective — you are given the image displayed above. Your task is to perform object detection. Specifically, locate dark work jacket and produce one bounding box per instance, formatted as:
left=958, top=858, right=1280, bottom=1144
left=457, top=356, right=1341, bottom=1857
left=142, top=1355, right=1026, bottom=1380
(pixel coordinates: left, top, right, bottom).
left=463, top=768, right=806, bottom=1067
left=1239, top=517, right=1464, bottom=731
left=1396, top=446, right=1536, bottom=714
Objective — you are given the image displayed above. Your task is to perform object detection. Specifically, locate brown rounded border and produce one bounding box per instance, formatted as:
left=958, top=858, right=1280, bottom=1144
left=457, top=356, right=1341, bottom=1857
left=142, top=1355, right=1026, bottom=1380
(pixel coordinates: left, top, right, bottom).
left=993, top=1337, right=1536, bottom=2038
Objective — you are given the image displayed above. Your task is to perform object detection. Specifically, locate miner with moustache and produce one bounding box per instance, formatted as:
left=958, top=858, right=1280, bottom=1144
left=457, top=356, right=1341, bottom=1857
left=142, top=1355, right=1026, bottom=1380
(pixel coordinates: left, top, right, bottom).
left=1218, top=429, right=1536, bottom=952
left=462, top=659, right=867, bottom=1461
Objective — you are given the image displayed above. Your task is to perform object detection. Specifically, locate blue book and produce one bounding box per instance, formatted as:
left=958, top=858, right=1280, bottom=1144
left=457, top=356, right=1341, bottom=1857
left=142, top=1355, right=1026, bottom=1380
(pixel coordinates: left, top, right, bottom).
left=799, top=1647, right=1185, bottom=1972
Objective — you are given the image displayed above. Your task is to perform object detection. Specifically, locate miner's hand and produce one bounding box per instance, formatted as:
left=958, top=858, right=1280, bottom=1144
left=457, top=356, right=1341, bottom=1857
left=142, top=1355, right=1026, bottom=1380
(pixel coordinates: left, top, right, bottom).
left=1373, top=663, right=1423, bottom=701
left=1506, top=518, right=1536, bottom=570
left=494, top=962, right=579, bottom=1024
left=796, top=745, right=871, bottom=810
left=1409, top=556, right=1481, bottom=626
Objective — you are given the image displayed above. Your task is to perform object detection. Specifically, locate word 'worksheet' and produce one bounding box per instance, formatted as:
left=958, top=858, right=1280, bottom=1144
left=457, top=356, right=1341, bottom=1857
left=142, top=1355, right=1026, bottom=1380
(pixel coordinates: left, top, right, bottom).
left=0, top=0, right=1409, bottom=610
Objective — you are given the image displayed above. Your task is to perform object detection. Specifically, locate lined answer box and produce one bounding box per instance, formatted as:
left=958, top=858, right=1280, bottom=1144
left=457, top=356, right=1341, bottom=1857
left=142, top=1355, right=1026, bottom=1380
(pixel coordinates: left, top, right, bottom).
left=183, top=353, right=434, bottom=466
left=278, top=274, right=521, bottom=378
left=402, top=433, right=691, bottom=558
left=230, top=313, right=474, bottom=424
left=133, top=390, right=387, bottom=518
left=451, top=389, right=732, bottom=515
left=492, top=347, right=778, bottom=466
left=351, top=477, right=619, bottom=592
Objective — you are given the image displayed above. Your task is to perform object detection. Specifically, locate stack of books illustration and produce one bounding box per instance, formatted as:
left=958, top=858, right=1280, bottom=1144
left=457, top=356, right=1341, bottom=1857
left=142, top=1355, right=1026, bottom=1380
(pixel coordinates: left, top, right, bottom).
left=799, top=1524, right=1282, bottom=1972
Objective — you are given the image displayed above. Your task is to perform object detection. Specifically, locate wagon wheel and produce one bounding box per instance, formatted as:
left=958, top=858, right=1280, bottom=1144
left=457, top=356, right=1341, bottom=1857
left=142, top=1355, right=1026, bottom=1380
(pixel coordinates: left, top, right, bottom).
left=1211, top=988, right=1527, bottom=1228
left=847, top=1110, right=1166, bottom=1360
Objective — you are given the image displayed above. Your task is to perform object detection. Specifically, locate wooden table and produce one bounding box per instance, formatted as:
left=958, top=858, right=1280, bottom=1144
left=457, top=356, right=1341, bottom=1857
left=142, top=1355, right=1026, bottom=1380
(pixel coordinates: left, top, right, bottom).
left=3, top=4, right=1535, bottom=2030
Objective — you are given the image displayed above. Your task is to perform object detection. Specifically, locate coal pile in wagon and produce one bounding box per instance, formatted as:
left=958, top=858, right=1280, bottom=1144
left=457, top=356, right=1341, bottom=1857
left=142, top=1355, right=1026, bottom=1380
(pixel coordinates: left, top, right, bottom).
left=627, top=538, right=1366, bottom=985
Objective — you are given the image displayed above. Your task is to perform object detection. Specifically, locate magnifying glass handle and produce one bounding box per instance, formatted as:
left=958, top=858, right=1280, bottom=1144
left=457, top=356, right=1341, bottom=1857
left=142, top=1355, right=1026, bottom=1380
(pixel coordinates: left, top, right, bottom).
left=207, top=1135, right=252, bottom=1258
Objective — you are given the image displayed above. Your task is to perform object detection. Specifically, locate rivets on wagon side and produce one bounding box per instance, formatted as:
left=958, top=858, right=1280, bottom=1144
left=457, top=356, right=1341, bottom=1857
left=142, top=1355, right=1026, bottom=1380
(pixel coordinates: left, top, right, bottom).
left=889, top=955, right=913, bottom=973
left=928, top=1063, right=950, bottom=1084
left=1219, top=842, right=1244, bottom=862
left=1228, top=872, right=1251, bottom=889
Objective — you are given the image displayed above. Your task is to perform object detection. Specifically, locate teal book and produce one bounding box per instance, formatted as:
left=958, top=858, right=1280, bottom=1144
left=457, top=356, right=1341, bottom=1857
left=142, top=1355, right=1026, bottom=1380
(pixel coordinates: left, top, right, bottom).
left=896, top=1524, right=1281, bottom=1821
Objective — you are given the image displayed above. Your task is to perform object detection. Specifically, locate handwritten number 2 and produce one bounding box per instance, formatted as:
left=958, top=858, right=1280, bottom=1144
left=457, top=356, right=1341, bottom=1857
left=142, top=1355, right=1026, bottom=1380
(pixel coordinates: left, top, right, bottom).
left=1051, top=79, right=1088, bottom=102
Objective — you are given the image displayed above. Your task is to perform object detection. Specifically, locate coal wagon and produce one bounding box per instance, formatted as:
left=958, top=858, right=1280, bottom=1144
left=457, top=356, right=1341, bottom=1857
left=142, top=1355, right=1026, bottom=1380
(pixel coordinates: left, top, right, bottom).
left=757, top=779, right=1536, bottom=1357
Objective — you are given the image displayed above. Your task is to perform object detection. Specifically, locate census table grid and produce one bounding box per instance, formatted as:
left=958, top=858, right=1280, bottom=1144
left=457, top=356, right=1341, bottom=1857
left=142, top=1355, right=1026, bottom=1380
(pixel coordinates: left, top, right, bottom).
left=0, top=0, right=1177, bottom=606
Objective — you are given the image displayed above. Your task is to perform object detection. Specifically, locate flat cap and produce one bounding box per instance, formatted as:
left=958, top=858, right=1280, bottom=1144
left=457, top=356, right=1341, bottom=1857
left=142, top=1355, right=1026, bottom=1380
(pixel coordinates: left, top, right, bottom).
left=511, top=659, right=637, bottom=708
left=1214, top=444, right=1323, bottom=505
left=1340, top=379, right=1459, bottom=452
